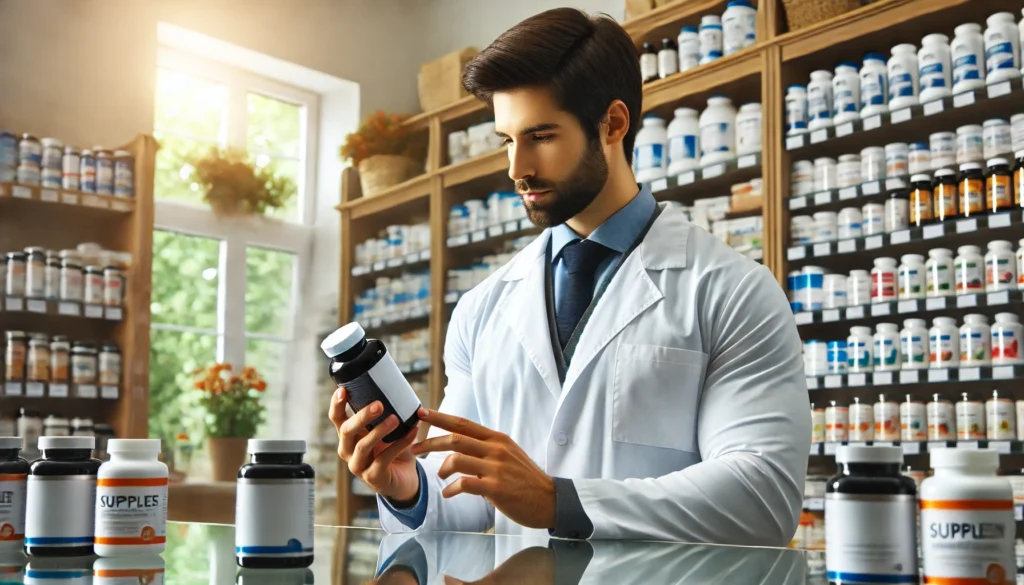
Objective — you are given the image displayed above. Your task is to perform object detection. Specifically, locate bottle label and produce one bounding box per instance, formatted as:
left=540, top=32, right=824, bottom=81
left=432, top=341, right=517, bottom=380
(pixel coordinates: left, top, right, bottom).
left=0, top=473, right=26, bottom=542
left=825, top=494, right=918, bottom=582
left=95, top=477, right=168, bottom=547
left=901, top=404, right=927, bottom=441
left=986, top=257, right=1014, bottom=286
left=669, top=135, right=696, bottom=163
left=25, top=475, right=96, bottom=547
left=235, top=478, right=314, bottom=558
left=960, top=331, right=989, bottom=363
left=874, top=338, right=898, bottom=366
left=957, top=403, right=985, bottom=439
left=986, top=41, right=1015, bottom=72
left=927, top=262, right=953, bottom=293
left=873, top=271, right=896, bottom=300
left=640, top=54, right=658, bottom=80
left=928, top=403, right=955, bottom=439
left=992, top=330, right=1019, bottom=360
left=953, top=53, right=982, bottom=84
left=930, top=333, right=956, bottom=364
left=888, top=70, right=915, bottom=99
left=699, top=28, right=722, bottom=61
left=861, top=72, right=886, bottom=106
left=901, top=334, right=926, bottom=366
left=634, top=144, right=663, bottom=171
left=808, top=86, right=831, bottom=121
left=699, top=123, right=730, bottom=154
left=657, top=50, right=678, bottom=78
left=920, top=499, right=1015, bottom=584
left=847, top=340, right=871, bottom=369
left=899, top=268, right=923, bottom=296
left=786, top=98, right=807, bottom=132
left=737, top=118, right=761, bottom=153
left=955, top=260, right=983, bottom=292
left=987, top=175, right=1012, bottom=210
left=920, top=61, right=948, bottom=89
left=833, top=79, right=858, bottom=114
left=933, top=186, right=958, bottom=219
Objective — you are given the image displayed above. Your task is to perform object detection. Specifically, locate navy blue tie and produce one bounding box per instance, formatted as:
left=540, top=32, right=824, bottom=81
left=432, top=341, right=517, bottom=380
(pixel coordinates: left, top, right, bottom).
left=556, top=239, right=612, bottom=349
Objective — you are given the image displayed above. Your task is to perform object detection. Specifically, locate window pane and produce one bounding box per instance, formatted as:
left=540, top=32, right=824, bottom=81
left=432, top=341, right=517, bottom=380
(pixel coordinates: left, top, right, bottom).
left=153, top=131, right=212, bottom=205
left=247, top=93, right=302, bottom=158
left=152, top=231, right=221, bottom=329
left=246, top=337, right=289, bottom=438
left=155, top=68, right=226, bottom=142
left=148, top=328, right=219, bottom=443
left=245, top=247, right=295, bottom=337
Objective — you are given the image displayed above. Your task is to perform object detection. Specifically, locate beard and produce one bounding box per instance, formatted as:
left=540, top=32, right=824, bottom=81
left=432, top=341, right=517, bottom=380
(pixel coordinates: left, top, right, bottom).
left=515, top=139, right=609, bottom=228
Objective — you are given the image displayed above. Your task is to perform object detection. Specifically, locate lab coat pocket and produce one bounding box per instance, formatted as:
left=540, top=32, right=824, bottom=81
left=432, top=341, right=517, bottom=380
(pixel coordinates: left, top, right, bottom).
left=612, top=343, right=707, bottom=453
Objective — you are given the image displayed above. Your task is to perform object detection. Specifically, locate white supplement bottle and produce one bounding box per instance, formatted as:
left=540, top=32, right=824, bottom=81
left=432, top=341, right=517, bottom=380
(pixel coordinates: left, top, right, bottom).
left=235, top=440, right=315, bottom=568
left=875, top=394, right=901, bottom=442
left=677, top=26, right=700, bottom=72
left=1017, top=238, right=1024, bottom=290
left=824, top=274, right=848, bottom=309
left=930, top=317, right=960, bottom=368
left=901, top=395, right=927, bottom=442
left=861, top=146, right=886, bottom=181
left=24, top=436, right=100, bottom=557
left=860, top=53, right=889, bottom=118
left=785, top=85, right=808, bottom=135
left=640, top=43, right=658, bottom=83
left=825, top=446, right=917, bottom=584
left=928, top=394, right=956, bottom=440
left=984, top=118, right=1012, bottom=160
left=837, top=154, right=862, bottom=188
left=667, top=107, right=699, bottom=176
left=919, top=33, right=952, bottom=103
left=722, top=0, right=756, bottom=55
left=986, top=240, right=1017, bottom=292
left=888, top=44, right=920, bottom=110
left=657, top=38, right=679, bottom=79
left=826, top=401, right=849, bottom=442
left=920, top=449, right=1015, bottom=584
left=0, top=437, right=28, bottom=551
left=956, top=245, right=985, bottom=295
left=900, top=318, right=929, bottom=370
left=985, top=12, right=1021, bottom=84
left=1012, top=114, right=1024, bottom=154
left=698, top=15, right=723, bottom=65
left=956, top=393, right=986, bottom=440
left=849, top=397, right=874, bottom=441
left=957, top=124, right=985, bottom=164
left=848, top=326, right=874, bottom=372
left=832, top=62, right=861, bottom=125
left=909, top=142, right=931, bottom=175
left=926, top=248, right=955, bottom=297
left=735, top=103, right=762, bottom=155
left=872, top=257, right=898, bottom=303
left=952, top=23, right=986, bottom=94
left=634, top=115, right=668, bottom=183
left=808, top=70, right=834, bottom=131
left=698, top=96, right=736, bottom=166
left=898, top=253, right=926, bottom=300
left=960, top=314, right=992, bottom=366
left=874, top=323, right=901, bottom=372
left=837, top=207, right=863, bottom=239
left=885, top=142, right=909, bottom=178
left=986, top=390, right=1016, bottom=440
left=813, top=157, right=837, bottom=192
left=801, top=265, right=826, bottom=311
left=991, top=312, right=1024, bottom=365
left=929, top=132, right=956, bottom=170
left=813, top=211, right=838, bottom=243
left=884, top=189, right=909, bottom=233
left=847, top=270, right=872, bottom=306
left=94, top=439, right=167, bottom=557
left=804, top=340, right=828, bottom=377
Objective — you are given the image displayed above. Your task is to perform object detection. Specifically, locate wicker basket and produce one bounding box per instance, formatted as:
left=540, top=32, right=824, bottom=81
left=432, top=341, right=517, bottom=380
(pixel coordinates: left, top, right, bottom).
left=357, top=155, right=422, bottom=198
left=781, top=0, right=862, bottom=32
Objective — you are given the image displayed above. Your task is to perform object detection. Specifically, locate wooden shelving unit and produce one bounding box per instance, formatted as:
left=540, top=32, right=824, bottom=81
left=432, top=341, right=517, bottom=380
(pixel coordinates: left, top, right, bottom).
left=331, top=0, right=999, bottom=535
left=0, top=134, right=157, bottom=441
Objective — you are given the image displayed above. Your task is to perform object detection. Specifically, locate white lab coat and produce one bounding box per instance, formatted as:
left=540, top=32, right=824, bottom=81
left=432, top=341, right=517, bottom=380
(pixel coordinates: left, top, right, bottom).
left=378, top=203, right=811, bottom=545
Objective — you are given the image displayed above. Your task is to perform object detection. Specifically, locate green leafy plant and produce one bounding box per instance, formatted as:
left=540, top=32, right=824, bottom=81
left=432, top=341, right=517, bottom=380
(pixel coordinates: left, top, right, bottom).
left=190, top=147, right=295, bottom=216
left=191, top=363, right=267, bottom=438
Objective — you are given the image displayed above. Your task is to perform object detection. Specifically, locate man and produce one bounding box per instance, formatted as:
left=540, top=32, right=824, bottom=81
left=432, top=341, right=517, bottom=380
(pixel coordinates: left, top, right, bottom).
left=330, top=7, right=810, bottom=544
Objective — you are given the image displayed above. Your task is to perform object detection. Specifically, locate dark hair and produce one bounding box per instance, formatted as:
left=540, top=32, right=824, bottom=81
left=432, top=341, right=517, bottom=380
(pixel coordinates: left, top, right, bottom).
left=462, top=8, right=642, bottom=164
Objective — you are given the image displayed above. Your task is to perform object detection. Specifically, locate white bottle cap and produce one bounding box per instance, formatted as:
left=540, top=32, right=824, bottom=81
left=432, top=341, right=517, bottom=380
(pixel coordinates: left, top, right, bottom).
left=0, top=437, right=22, bottom=449
left=321, top=322, right=367, bottom=358
left=835, top=445, right=903, bottom=464
left=39, top=436, right=95, bottom=450
left=107, top=439, right=161, bottom=455
left=930, top=447, right=998, bottom=470
left=248, top=439, right=306, bottom=455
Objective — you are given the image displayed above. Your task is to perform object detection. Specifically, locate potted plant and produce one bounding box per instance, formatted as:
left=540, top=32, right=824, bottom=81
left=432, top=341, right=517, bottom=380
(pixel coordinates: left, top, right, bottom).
left=190, top=147, right=295, bottom=217
left=340, top=110, right=427, bottom=198
left=191, top=362, right=267, bottom=481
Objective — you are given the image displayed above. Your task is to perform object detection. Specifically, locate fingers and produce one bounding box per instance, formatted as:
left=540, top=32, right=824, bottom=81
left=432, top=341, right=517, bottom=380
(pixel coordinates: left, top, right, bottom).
left=328, top=387, right=349, bottom=432
left=417, top=408, right=496, bottom=440
left=412, top=432, right=491, bottom=458
left=365, top=426, right=418, bottom=485
left=441, top=475, right=490, bottom=499
left=349, top=415, right=399, bottom=475
left=339, top=400, right=384, bottom=460
left=437, top=452, right=493, bottom=481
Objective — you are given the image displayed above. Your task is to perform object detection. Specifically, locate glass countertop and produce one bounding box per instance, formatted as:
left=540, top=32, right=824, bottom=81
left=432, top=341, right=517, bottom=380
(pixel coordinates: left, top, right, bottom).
left=0, top=522, right=823, bottom=584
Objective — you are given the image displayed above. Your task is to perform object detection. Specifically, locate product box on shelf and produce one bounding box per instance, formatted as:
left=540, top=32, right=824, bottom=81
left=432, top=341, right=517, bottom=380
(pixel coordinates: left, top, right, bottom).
left=418, top=47, right=479, bottom=113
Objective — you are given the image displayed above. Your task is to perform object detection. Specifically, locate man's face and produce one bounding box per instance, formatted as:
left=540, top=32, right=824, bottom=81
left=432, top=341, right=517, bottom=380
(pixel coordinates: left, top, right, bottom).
left=493, top=87, right=609, bottom=228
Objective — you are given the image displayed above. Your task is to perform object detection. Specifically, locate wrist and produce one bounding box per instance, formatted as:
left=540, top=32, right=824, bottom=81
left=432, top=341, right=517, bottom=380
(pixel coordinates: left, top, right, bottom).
left=386, top=475, right=422, bottom=509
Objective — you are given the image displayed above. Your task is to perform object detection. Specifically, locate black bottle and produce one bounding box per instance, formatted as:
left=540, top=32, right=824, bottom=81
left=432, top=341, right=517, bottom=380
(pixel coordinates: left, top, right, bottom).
left=640, top=42, right=659, bottom=83
left=321, top=323, right=421, bottom=442
left=25, top=436, right=101, bottom=557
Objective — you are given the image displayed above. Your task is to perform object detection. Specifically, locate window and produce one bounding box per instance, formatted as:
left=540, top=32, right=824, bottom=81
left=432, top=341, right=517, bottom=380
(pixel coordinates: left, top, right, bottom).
left=150, top=47, right=317, bottom=450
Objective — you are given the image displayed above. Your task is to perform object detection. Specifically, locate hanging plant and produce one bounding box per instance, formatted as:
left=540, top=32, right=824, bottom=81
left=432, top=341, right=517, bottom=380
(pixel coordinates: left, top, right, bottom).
left=190, top=147, right=296, bottom=217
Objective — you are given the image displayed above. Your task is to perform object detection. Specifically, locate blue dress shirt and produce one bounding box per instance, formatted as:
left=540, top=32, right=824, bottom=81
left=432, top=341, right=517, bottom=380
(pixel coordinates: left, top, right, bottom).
left=381, top=186, right=658, bottom=535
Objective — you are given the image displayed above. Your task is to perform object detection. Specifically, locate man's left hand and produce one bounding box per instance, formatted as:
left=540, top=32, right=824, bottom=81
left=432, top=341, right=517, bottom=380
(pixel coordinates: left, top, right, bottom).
left=411, top=408, right=556, bottom=530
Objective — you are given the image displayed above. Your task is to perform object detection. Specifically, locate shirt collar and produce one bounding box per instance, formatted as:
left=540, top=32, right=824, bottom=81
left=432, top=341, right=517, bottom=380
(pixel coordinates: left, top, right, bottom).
left=551, top=185, right=657, bottom=262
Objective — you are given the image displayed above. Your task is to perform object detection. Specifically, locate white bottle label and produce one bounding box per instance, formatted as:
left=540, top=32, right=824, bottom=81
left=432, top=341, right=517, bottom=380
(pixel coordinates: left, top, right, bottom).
left=847, top=340, right=872, bottom=370
left=889, top=62, right=916, bottom=99
left=699, top=27, right=722, bottom=62
left=953, top=45, right=982, bottom=85
left=669, top=135, right=696, bottom=163
left=920, top=500, right=1015, bottom=584
left=678, top=37, right=700, bottom=70
left=0, top=473, right=26, bottom=542
left=956, top=259, right=984, bottom=292
left=95, top=477, right=168, bottom=547
left=640, top=54, right=658, bottom=80
left=930, top=332, right=957, bottom=366
left=25, top=475, right=96, bottom=547
left=833, top=78, right=858, bottom=114
left=920, top=51, right=948, bottom=89
left=861, top=71, right=886, bottom=106
left=808, top=85, right=832, bottom=122
left=235, top=478, right=314, bottom=558
left=635, top=144, right=664, bottom=171
left=901, top=334, right=926, bottom=367
left=737, top=117, right=761, bottom=153
left=786, top=96, right=807, bottom=131
left=699, top=122, right=730, bottom=155
left=825, top=494, right=918, bottom=582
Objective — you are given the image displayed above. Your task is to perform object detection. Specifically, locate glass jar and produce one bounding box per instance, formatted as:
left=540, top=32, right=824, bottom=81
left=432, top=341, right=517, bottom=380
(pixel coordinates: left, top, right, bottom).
left=102, top=266, right=123, bottom=307
left=5, top=252, right=26, bottom=297
left=98, top=343, right=121, bottom=387
left=84, top=266, right=103, bottom=305
left=933, top=169, right=959, bottom=222
left=71, top=342, right=97, bottom=386
left=50, top=336, right=70, bottom=384
left=26, top=337, right=49, bottom=383
left=5, top=331, right=27, bottom=382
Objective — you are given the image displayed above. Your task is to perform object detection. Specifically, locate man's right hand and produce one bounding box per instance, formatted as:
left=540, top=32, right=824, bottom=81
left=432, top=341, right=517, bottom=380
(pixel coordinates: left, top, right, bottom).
left=329, top=387, right=421, bottom=505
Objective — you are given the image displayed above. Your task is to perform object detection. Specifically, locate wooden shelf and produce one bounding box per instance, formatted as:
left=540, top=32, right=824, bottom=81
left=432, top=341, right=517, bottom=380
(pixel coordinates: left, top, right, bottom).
left=338, top=172, right=432, bottom=219
left=439, top=149, right=507, bottom=187
left=0, top=182, right=135, bottom=213
left=643, top=48, right=763, bottom=113
left=623, top=0, right=728, bottom=47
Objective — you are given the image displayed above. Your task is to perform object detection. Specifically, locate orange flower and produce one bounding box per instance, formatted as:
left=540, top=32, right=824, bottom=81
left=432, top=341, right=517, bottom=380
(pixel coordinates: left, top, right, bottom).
left=229, top=376, right=241, bottom=384
left=254, top=380, right=267, bottom=392
left=194, top=381, right=206, bottom=390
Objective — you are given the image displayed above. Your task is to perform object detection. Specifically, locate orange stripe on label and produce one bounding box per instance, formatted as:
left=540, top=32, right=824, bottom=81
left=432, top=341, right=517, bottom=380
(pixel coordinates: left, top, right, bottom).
left=94, top=536, right=167, bottom=545
left=0, top=474, right=26, bottom=481
left=97, top=477, right=168, bottom=487
left=94, top=569, right=165, bottom=577
left=920, top=499, right=1013, bottom=510
left=923, top=578, right=1003, bottom=585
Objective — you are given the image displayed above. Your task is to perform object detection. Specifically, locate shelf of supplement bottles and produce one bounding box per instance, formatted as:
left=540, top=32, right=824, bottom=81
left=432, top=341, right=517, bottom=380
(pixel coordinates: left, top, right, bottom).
left=786, top=209, right=1024, bottom=262
left=787, top=177, right=912, bottom=213
left=793, top=291, right=1024, bottom=326
left=350, top=249, right=431, bottom=278
left=784, top=79, right=1024, bottom=157
left=642, top=152, right=762, bottom=202
left=0, top=181, right=135, bottom=213
left=3, top=378, right=119, bottom=400
left=804, top=364, right=1024, bottom=391
left=0, top=296, right=124, bottom=322
left=446, top=217, right=538, bottom=250
left=800, top=495, right=1024, bottom=520
left=809, top=439, right=1024, bottom=458
left=399, top=359, right=431, bottom=376
left=361, top=307, right=430, bottom=334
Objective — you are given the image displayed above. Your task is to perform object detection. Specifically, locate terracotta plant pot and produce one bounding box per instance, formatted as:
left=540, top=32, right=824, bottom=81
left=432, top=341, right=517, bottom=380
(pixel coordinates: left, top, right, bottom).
left=207, top=437, right=249, bottom=482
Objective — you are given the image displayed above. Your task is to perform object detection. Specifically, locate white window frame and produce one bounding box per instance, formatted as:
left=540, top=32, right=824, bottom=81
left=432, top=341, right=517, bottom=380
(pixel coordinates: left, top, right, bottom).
left=153, top=47, right=318, bottom=432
